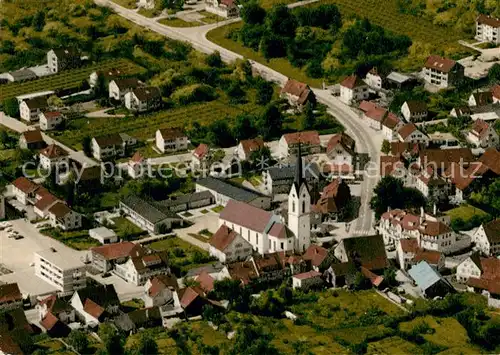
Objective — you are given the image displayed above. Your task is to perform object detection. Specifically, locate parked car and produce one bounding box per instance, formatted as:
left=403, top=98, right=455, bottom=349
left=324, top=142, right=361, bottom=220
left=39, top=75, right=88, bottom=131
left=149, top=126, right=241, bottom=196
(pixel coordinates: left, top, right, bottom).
left=14, top=235, right=24, bottom=240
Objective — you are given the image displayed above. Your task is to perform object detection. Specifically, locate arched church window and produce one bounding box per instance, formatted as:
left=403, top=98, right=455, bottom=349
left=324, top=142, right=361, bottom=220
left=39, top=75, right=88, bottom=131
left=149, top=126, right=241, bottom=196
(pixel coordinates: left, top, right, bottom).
left=302, top=201, right=305, bottom=213
left=292, top=202, right=295, bottom=213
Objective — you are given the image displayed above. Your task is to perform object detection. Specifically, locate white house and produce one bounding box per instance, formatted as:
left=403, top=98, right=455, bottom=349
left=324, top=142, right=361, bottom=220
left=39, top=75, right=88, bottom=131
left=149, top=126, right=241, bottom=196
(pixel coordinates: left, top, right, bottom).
left=280, top=79, right=315, bottom=111
left=476, top=14, right=500, bottom=45
left=70, top=284, right=120, bottom=325
left=292, top=271, right=323, bottom=290
left=278, top=131, right=321, bottom=158
left=191, top=144, right=210, bottom=171
left=124, top=86, right=161, bottom=113
left=364, top=67, right=383, bottom=89
left=109, top=78, right=142, bottom=102
left=423, top=55, right=464, bottom=88
left=401, top=101, right=428, bottom=122
left=326, top=133, right=355, bottom=166
left=11, top=177, right=40, bottom=205
left=155, top=128, right=188, bottom=154
left=39, top=111, right=64, bottom=131
left=381, top=113, right=403, bottom=141
left=415, top=166, right=449, bottom=201
left=48, top=202, right=82, bottom=230
left=91, top=134, right=125, bottom=161
left=397, top=123, right=429, bottom=146
left=39, top=144, right=69, bottom=172
left=34, top=247, right=86, bottom=295
left=47, top=48, right=81, bottom=73
left=19, top=97, right=48, bottom=122
left=143, top=275, right=180, bottom=308
left=89, top=227, right=118, bottom=245
left=340, top=75, right=369, bottom=105
left=128, top=151, right=147, bottom=179
left=205, top=0, right=239, bottom=18
left=237, top=138, right=265, bottom=161
left=34, top=193, right=60, bottom=219
left=208, top=224, right=253, bottom=262
left=466, top=119, right=499, bottom=148
left=471, top=219, right=500, bottom=256
left=89, top=68, right=123, bottom=88
left=113, top=252, right=170, bottom=286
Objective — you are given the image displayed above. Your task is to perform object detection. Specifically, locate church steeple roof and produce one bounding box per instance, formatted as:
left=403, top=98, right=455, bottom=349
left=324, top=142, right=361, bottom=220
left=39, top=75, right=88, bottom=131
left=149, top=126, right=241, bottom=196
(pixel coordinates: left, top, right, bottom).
left=293, top=143, right=308, bottom=193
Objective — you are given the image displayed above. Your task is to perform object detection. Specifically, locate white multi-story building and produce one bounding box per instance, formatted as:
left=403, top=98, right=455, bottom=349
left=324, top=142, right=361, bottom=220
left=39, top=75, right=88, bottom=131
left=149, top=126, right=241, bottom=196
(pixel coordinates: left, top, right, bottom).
left=108, top=78, right=142, bottom=102
left=91, top=134, right=125, bottom=161
left=471, top=219, right=500, bottom=256
left=19, top=97, right=48, bottom=122
left=340, top=75, right=369, bottom=105
left=423, top=55, right=464, bottom=88
left=34, top=248, right=86, bottom=295
left=124, top=87, right=161, bottom=113
left=39, top=144, right=69, bottom=172
left=476, top=14, right=500, bottom=45
left=48, top=202, right=82, bottom=230
left=39, top=111, right=64, bottom=131
left=155, top=128, right=188, bottom=154
left=397, top=123, right=429, bottom=146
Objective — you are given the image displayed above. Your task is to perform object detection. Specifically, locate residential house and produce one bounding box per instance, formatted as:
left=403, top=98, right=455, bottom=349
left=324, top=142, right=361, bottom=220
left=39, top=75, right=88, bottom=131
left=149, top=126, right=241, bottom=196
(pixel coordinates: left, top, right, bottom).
left=155, top=128, right=188, bottom=154
left=20, top=97, right=48, bottom=122
left=472, top=219, right=500, bottom=256
left=34, top=191, right=60, bottom=219
left=324, top=262, right=357, bottom=288
left=381, top=113, right=403, bottom=141
left=302, top=244, right=333, bottom=272
left=113, top=251, right=170, bottom=286
left=423, top=55, right=464, bottom=88
left=408, top=261, right=454, bottom=298
left=292, top=270, right=323, bottom=290
left=191, top=143, right=210, bottom=171
left=467, top=119, right=499, bottom=148
left=109, top=78, right=142, bottom=102
left=34, top=247, right=87, bottom=295
left=125, top=86, right=162, bottom=112
left=312, top=178, right=351, bottom=223
left=334, top=235, right=388, bottom=272
left=401, top=100, right=428, bottom=122
left=340, top=75, right=369, bottom=105
left=326, top=133, right=355, bottom=166
left=396, top=238, right=420, bottom=271
left=413, top=249, right=445, bottom=271
left=114, top=306, right=162, bottom=333
left=19, top=129, right=45, bottom=150
left=39, top=144, right=69, bottom=172
left=236, top=137, right=265, bottom=161
left=89, top=227, right=118, bottom=245
left=89, top=67, right=124, bottom=87
left=280, top=79, right=315, bottom=110
left=11, top=177, right=39, bottom=205
left=37, top=295, right=74, bottom=337
left=398, top=123, right=429, bottom=146
left=120, top=195, right=184, bottom=234
left=128, top=151, right=147, bottom=179
left=91, top=241, right=143, bottom=272
left=143, top=274, right=179, bottom=308
left=428, top=132, right=459, bottom=148
left=479, top=148, right=500, bottom=176
left=204, top=0, right=239, bottom=18
left=208, top=224, right=253, bottom=263
left=364, top=67, right=384, bottom=89
left=262, top=162, right=320, bottom=195
left=476, top=14, right=500, bottom=45
left=47, top=48, right=81, bottom=73
left=48, top=202, right=82, bottom=230
left=418, top=148, right=475, bottom=173
left=91, top=134, right=126, bottom=161
left=442, top=162, right=492, bottom=203
left=278, top=131, right=321, bottom=158
left=0, top=283, right=22, bottom=311
left=226, top=260, right=259, bottom=285
left=39, top=111, right=64, bottom=131
left=196, top=177, right=271, bottom=209
left=450, top=106, right=472, bottom=118
left=70, top=284, right=120, bottom=325
left=469, top=91, right=493, bottom=107
left=415, top=166, right=449, bottom=201
left=379, top=156, right=414, bottom=186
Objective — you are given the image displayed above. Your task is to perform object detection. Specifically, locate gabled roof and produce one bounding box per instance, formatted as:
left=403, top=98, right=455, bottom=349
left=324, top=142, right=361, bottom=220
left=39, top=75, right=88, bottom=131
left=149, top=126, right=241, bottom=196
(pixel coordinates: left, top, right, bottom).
left=281, top=79, right=312, bottom=105
left=341, top=235, right=388, bottom=270
left=398, top=123, right=419, bottom=140
left=424, top=55, right=457, bottom=73
left=419, top=220, right=451, bottom=236
left=293, top=270, right=322, bottom=280
left=419, top=148, right=475, bottom=171
left=360, top=267, right=385, bottom=287
left=21, top=129, right=43, bottom=144
left=121, top=195, right=178, bottom=224
left=193, top=143, right=209, bottom=159
left=477, top=14, right=500, bottom=28
left=0, top=283, right=22, bottom=304
left=239, top=138, right=264, bottom=157
left=130, top=151, right=144, bottom=163
left=157, top=127, right=185, bottom=140
left=381, top=112, right=401, bottom=130
left=39, top=294, right=72, bottom=314
left=112, top=78, right=141, bottom=91
left=11, top=177, right=38, bottom=194
left=359, top=100, right=378, bottom=113
left=195, top=271, right=215, bottom=292
left=40, top=144, right=68, bottom=158
left=408, top=261, right=447, bottom=291
left=148, top=274, right=179, bottom=297
left=266, top=162, right=320, bottom=181
left=23, top=97, right=48, bottom=110
left=0, top=332, right=23, bottom=355
left=34, top=193, right=59, bottom=211
left=131, top=86, right=161, bottom=101
left=42, top=111, right=63, bottom=120
left=470, top=119, right=492, bottom=139
left=227, top=261, right=258, bottom=284
left=414, top=249, right=442, bottom=265
left=340, top=75, right=366, bottom=89
left=282, top=131, right=320, bottom=146
left=48, top=202, right=73, bottom=218
left=326, top=133, right=355, bottom=156
left=219, top=199, right=272, bottom=233
left=84, top=299, right=105, bottom=319
left=9, top=68, right=36, bottom=81
left=471, top=91, right=493, bottom=106
left=179, top=287, right=201, bottom=308
left=379, top=156, right=404, bottom=177
left=303, top=245, right=328, bottom=267
left=390, top=142, right=423, bottom=157
left=479, top=148, right=500, bottom=175
left=404, top=100, right=427, bottom=113
left=399, top=238, right=419, bottom=253
left=209, top=225, right=239, bottom=251
left=76, top=284, right=120, bottom=309
left=365, top=107, right=388, bottom=122
left=483, top=219, right=500, bottom=244
left=93, top=133, right=123, bottom=148
left=40, top=312, right=59, bottom=331
left=91, top=241, right=142, bottom=260
left=197, top=177, right=265, bottom=203
left=267, top=222, right=294, bottom=239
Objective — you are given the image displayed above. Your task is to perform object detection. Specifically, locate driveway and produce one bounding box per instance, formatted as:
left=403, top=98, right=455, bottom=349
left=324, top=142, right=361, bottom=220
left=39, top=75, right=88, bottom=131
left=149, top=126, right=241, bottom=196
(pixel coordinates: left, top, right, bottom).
left=173, top=213, right=220, bottom=251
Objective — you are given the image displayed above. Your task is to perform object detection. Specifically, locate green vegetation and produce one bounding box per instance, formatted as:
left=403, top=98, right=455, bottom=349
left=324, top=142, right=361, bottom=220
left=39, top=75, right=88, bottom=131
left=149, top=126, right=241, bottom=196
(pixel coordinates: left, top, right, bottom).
left=212, top=205, right=224, bottom=213
left=111, top=216, right=148, bottom=240
left=121, top=298, right=145, bottom=310
left=40, top=227, right=100, bottom=250
left=111, top=0, right=137, bottom=9
left=445, top=203, right=492, bottom=231
left=197, top=10, right=225, bottom=24
left=158, top=17, right=203, bottom=27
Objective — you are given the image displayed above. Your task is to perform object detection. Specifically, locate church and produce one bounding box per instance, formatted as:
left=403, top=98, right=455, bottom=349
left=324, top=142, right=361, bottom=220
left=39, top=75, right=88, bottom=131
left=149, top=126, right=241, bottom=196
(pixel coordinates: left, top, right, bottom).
left=218, top=148, right=311, bottom=255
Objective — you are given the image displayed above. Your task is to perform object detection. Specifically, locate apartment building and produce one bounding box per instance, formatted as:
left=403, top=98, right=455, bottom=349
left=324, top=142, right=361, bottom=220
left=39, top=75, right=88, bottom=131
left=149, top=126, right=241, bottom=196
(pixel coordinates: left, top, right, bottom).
left=423, top=55, right=464, bottom=88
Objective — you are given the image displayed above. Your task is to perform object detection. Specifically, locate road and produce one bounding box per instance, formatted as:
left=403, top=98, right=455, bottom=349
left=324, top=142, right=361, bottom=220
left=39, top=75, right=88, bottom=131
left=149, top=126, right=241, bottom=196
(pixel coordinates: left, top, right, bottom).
left=0, top=112, right=98, bottom=167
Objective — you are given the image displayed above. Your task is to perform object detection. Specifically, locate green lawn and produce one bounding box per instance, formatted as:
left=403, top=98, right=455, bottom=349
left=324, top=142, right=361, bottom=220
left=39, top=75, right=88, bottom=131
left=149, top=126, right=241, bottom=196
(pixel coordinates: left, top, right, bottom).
left=111, top=0, right=137, bottom=9
left=111, top=216, right=147, bottom=240
left=206, top=23, right=323, bottom=88
left=158, top=17, right=203, bottom=27
left=197, top=10, right=225, bottom=24
left=138, top=8, right=162, bottom=18
left=367, top=336, right=421, bottom=355
left=40, top=228, right=100, bottom=250
left=211, top=205, right=224, bottom=213
left=445, top=204, right=490, bottom=222
left=121, top=298, right=145, bottom=310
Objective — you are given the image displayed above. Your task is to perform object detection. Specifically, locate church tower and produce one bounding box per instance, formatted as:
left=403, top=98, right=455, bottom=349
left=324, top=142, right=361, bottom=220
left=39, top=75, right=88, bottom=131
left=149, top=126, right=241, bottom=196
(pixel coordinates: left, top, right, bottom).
left=288, top=144, right=311, bottom=253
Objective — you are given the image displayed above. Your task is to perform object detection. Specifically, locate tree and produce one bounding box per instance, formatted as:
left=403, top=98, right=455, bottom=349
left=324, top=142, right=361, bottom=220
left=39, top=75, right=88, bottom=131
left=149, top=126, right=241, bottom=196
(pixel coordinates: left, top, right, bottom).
left=381, top=139, right=391, bottom=154
left=32, top=10, right=46, bottom=32
left=265, top=4, right=297, bottom=37
left=301, top=102, right=316, bottom=130
left=3, top=98, right=20, bottom=118
left=241, top=2, right=266, bottom=24
left=68, top=330, right=89, bottom=353
left=0, top=130, right=12, bottom=148
left=229, top=322, right=279, bottom=355
left=161, top=0, right=184, bottom=10
left=255, top=80, right=273, bottom=105
left=82, top=136, right=92, bottom=157
left=47, top=95, right=64, bottom=109
left=133, top=333, right=158, bottom=355
left=352, top=272, right=371, bottom=290
left=257, top=103, right=282, bottom=139
left=233, top=114, right=257, bottom=141
left=94, top=74, right=108, bottom=98
left=226, top=81, right=246, bottom=103
left=207, top=119, right=235, bottom=147
left=206, top=51, right=223, bottom=68
left=250, top=146, right=272, bottom=169
left=383, top=267, right=398, bottom=287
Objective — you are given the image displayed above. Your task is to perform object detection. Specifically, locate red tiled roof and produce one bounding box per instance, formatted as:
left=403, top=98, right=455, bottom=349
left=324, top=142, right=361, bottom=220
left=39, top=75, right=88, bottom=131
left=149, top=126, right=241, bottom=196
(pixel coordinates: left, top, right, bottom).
left=195, top=271, right=215, bottom=292
left=398, top=123, right=418, bottom=140
left=419, top=148, right=475, bottom=171
left=83, top=298, right=104, bottom=319
left=148, top=274, right=178, bottom=297
left=293, top=270, right=321, bottom=280
left=11, top=177, right=38, bottom=194
left=283, top=131, right=320, bottom=146
left=43, top=111, right=62, bottom=120
left=419, top=220, right=451, bottom=236
left=40, top=312, right=59, bottom=331
left=327, top=133, right=355, bottom=155
left=382, top=112, right=401, bottom=129
left=479, top=148, right=500, bottom=175
left=390, top=142, right=423, bottom=157
left=483, top=219, right=500, bottom=244
left=267, top=222, right=292, bottom=239
left=281, top=79, right=312, bottom=105
left=180, top=287, right=200, bottom=308
left=130, top=151, right=144, bottom=163
left=477, top=14, right=500, bottom=28
left=414, top=250, right=442, bottom=265
left=470, top=119, right=491, bottom=139
left=240, top=138, right=264, bottom=157
left=359, top=101, right=378, bottom=113
left=209, top=225, right=238, bottom=251
left=303, top=245, right=328, bottom=267
left=0, top=283, right=22, bottom=304
left=193, top=143, right=209, bottom=159
left=40, top=144, right=68, bottom=158
left=227, top=261, right=258, bottom=285
left=34, top=193, right=59, bottom=211
left=365, top=107, right=388, bottom=122
left=91, top=241, right=142, bottom=260
left=340, top=75, right=366, bottom=89
left=360, top=267, right=385, bottom=287
left=21, top=129, right=43, bottom=143
left=492, top=84, right=500, bottom=100
left=48, top=202, right=72, bottom=218
left=424, top=55, right=457, bottom=73
left=399, top=239, right=419, bottom=253
left=380, top=156, right=403, bottom=176
left=381, top=210, right=420, bottom=231
left=220, top=0, right=236, bottom=7
left=219, top=200, right=272, bottom=233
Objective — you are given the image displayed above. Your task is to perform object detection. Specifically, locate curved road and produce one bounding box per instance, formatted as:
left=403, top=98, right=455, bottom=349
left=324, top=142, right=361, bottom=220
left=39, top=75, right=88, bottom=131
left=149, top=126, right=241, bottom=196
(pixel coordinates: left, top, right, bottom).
left=95, top=0, right=382, bottom=234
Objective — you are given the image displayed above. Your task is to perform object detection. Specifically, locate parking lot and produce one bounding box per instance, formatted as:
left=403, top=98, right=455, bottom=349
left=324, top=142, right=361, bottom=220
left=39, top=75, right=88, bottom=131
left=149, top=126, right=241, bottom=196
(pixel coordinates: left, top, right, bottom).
left=0, top=219, right=87, bottom=297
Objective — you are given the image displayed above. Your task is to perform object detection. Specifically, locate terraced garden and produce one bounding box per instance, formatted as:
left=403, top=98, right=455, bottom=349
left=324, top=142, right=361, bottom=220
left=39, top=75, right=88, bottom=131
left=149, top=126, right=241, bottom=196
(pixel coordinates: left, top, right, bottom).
left=0, top=59, right=146, bottom=101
